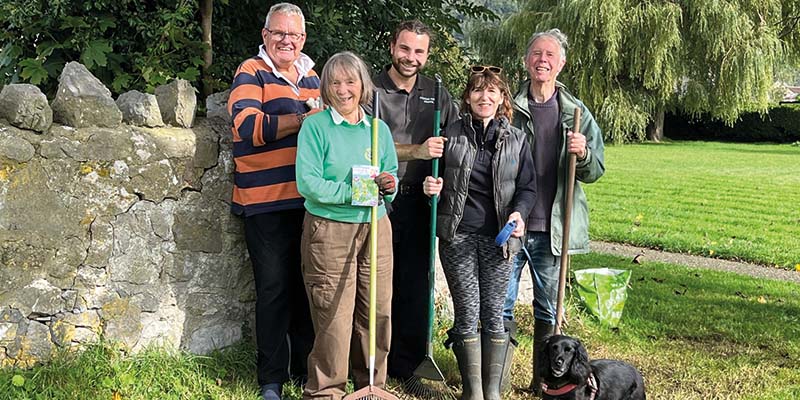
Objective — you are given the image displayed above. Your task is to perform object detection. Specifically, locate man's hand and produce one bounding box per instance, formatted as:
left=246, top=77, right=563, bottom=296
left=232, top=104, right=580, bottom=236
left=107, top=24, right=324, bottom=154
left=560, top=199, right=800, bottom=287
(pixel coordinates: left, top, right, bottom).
left=413, top=136, right=447, bottom=160
left=567, top=130, right=587, bottom=160
left=422, top=176, right=443, bottom=197
left=374, top=172, right=396, bottom=195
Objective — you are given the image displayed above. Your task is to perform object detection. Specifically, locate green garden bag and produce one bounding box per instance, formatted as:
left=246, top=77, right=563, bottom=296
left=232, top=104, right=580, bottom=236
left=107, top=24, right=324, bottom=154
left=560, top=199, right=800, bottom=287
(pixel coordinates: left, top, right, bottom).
left=573, top=268, right=632, bottom=328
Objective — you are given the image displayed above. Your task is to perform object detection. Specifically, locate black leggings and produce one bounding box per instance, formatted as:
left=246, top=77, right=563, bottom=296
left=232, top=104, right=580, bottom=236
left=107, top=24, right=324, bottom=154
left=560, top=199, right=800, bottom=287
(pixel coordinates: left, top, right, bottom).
left=440, top=232, right=512, bottom=335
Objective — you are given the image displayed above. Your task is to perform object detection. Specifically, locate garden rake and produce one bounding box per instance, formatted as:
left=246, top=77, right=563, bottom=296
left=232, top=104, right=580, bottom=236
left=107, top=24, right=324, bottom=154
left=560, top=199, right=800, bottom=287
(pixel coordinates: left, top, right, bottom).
left=555, top=107, right=581, bottom=335
left=344, top=91, right=398, bottom=400
left=400, top=75, right=455, bottom=400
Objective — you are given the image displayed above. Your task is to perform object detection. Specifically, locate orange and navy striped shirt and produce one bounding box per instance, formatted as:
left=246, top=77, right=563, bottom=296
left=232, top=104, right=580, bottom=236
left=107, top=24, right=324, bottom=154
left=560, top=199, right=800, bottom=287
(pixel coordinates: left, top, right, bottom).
left=227, top=52, right=320, bottom=216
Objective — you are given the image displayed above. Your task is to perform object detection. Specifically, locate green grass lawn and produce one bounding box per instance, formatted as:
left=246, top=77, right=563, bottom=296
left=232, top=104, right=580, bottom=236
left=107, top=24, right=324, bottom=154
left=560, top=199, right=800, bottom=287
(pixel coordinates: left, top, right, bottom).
left=3, top=253, right=799, bottom=399
left=3, top=141, right=800, bottom=399
left=585, top=141, right=800, bottom=268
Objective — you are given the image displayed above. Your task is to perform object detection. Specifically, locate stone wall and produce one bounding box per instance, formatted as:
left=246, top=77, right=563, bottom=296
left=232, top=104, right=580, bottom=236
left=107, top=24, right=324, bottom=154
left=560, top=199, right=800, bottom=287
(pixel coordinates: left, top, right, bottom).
left=0, top=62, right=532, bottom=368
left=0, top=63, right=252, bottom=367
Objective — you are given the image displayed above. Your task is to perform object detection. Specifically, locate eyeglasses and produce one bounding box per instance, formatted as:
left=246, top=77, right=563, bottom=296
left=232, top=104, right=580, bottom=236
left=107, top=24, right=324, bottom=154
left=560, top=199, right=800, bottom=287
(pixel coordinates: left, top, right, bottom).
left=265, top=29, right=306, bottom=42
left=470, top=65, right=503, bottom=75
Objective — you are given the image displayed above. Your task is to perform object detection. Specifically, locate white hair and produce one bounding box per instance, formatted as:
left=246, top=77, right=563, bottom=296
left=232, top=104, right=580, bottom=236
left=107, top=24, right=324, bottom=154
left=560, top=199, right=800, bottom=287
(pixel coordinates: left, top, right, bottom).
left=525, top=28, right=568, bottom=62
left=264, top=2, right=305, bottom=30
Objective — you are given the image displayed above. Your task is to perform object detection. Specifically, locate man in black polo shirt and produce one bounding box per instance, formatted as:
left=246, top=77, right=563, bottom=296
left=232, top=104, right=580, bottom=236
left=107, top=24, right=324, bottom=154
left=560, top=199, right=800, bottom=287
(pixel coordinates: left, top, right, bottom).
left=372, top=20, right=459, bottom=382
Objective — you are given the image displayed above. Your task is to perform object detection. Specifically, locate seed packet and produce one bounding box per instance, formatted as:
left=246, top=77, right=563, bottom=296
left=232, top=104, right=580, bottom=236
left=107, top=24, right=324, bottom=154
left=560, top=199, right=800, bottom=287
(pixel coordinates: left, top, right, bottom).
left=351, top=165, right=379, bottom=206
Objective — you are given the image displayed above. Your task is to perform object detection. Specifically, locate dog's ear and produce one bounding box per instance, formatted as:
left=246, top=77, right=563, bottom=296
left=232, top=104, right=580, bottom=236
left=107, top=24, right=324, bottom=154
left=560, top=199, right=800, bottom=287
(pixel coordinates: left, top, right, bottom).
left=568, top=338, right=591, bottom=382
left=536, top=335, right=553, bottom=379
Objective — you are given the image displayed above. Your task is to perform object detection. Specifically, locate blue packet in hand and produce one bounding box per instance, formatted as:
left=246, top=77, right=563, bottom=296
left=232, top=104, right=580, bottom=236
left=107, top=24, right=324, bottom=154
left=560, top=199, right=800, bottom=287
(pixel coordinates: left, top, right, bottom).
left=495, top=220, right=516, bottom=246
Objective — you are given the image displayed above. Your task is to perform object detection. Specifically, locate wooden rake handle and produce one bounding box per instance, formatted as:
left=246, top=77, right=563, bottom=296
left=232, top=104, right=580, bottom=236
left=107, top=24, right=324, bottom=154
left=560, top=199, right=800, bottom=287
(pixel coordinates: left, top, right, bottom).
left=555, top=107, right=581, bottom=335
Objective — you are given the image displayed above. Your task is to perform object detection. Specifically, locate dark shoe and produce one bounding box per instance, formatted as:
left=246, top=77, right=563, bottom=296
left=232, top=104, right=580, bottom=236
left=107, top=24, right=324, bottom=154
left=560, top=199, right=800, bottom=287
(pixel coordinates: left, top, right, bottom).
left=499, top=319, right=517, bottom=394
left=529, top=320, right=556, bottom=394
left=481, top=332, right=509, bottom=400
left=445, top=330, right=483, bottom=400
left=260, top=383, right=282, bottom=400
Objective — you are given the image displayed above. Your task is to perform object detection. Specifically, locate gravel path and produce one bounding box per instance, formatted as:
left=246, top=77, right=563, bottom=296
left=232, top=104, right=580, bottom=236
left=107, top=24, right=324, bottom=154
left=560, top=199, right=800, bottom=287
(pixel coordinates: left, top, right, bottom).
left=592, top=241, right=800, bottom=284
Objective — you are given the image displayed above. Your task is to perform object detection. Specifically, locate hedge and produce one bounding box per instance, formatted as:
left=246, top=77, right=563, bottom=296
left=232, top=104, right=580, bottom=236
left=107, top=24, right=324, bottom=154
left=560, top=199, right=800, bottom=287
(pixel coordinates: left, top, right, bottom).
left=665, top=104, right=800, bottom=143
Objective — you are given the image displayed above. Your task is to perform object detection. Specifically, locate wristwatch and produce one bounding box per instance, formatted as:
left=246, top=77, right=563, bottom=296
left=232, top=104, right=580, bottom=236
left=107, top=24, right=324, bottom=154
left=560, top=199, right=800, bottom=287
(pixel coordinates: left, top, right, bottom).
left=296, top=112, right=306, bottom=125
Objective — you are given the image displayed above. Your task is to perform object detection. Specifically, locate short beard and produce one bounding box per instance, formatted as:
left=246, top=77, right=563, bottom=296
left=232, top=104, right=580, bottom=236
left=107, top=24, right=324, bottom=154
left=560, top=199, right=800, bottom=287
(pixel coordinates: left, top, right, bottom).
left=391, top=58, right=422, bottom=78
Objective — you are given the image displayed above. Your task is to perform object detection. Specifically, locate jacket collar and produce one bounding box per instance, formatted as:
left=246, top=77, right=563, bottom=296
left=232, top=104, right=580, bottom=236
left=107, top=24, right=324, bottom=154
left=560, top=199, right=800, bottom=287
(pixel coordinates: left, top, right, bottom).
left=512, top=79, right=567, bottom=118
left=461, top=113, right=511, bottom=145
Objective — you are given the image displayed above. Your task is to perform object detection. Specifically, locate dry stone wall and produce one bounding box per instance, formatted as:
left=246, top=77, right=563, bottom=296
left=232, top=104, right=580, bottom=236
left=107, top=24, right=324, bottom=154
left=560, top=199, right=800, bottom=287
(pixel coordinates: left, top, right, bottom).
left=0, top=62, right=522, bottom=369
left=0, top=63, right=253, bottom=367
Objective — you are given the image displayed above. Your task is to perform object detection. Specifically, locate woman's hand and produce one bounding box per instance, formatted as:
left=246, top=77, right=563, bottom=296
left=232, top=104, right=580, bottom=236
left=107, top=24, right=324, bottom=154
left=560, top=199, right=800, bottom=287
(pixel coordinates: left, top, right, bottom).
left=507, top=211, right=525, bottom=238
left=374, top=172, right=396, bottom=195
left=423, top=176, right=443, bottom=197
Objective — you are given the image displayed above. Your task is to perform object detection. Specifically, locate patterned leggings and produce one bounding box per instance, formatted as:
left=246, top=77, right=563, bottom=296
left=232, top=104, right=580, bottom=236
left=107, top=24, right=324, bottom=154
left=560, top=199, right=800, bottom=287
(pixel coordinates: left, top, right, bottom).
left=440, top=232, right=513, bottom=335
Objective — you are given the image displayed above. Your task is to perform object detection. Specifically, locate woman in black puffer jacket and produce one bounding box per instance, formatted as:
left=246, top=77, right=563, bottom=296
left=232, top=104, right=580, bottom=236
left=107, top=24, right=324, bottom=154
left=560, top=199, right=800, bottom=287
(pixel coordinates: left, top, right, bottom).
left=423, top=67, right=536, bottom=400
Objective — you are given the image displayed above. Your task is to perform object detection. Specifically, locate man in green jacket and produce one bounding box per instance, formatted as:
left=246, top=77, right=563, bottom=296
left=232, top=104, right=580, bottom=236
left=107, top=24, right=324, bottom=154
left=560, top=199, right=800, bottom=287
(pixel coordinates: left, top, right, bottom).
left=501, top=28, right=605, bottom=395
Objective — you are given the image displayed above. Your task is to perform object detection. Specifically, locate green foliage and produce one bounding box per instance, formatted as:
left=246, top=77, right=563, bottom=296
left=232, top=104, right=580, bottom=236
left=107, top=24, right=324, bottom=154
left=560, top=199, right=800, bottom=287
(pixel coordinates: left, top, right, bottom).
left=0, top=340, right=258, bottom=399
left=0, top=0, right=494, bottom=101
left=666, top=104, right=800, bottom=142
left=0, top=0, right=206, bottom=96
left=293, top=0, right=494, bottom=97
left=585, top=141, right=800, bottom=268
left=469, top=0, right=800, bottom=143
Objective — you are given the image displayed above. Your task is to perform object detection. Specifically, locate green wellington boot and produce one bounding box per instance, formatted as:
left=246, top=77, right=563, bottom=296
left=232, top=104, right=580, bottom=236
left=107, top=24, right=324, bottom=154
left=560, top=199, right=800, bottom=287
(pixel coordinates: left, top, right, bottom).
left=482, top=331, right=510, bottom=400
left=529, top=320, right=556, bottom=396
left=499, top=319, right=518, bottom=394
left=447, top=331, right=483, bottom=400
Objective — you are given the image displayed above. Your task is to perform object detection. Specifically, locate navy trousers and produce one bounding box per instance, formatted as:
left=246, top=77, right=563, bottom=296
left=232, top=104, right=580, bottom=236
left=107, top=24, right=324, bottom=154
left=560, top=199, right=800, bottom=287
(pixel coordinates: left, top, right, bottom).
left=387, top=191, right=432, bottom=379
left=244, top=209, right=314, bottom=386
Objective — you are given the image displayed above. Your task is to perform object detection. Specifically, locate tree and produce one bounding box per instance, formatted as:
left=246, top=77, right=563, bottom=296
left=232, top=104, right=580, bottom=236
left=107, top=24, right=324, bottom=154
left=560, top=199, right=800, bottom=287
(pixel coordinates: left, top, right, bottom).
left=470, top=0, right=800, bottom=143
left=200, top=0, right=214, bottom=98
left=1, top=0, right=493, bottom=103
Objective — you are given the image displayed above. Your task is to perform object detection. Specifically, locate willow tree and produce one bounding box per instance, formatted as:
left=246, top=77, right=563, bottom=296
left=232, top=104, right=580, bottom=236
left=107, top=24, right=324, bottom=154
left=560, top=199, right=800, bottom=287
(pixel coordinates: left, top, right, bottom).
left=471, top=0, right=800, bottom=143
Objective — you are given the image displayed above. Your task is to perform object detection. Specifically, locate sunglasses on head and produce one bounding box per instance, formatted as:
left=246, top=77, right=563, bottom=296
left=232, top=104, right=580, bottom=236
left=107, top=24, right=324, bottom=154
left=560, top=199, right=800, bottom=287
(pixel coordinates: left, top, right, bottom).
left=470, top=65, right=503, bottom=74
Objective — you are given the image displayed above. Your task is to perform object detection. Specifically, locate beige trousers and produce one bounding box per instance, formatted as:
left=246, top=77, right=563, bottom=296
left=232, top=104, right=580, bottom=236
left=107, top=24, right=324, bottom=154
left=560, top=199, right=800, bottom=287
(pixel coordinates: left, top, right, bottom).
left=301, top=212, right=394, bottom=400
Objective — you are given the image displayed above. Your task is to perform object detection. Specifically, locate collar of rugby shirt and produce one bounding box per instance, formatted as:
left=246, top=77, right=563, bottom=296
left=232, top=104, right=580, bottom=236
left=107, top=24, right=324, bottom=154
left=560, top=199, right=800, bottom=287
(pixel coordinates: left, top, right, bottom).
left=257, top=44, right=315, bottom=94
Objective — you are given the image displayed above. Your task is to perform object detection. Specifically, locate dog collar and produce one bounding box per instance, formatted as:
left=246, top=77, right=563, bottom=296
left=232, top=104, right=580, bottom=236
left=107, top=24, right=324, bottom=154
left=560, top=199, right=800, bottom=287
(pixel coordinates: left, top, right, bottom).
left=541, top=382, right=578, bottom=396
left=541, top=373, right=598, bottom=399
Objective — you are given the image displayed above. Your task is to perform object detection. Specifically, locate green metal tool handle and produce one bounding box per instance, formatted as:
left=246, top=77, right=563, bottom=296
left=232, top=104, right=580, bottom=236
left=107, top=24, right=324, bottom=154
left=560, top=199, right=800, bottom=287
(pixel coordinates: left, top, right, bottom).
left=425, top=75, right=442, bottom=355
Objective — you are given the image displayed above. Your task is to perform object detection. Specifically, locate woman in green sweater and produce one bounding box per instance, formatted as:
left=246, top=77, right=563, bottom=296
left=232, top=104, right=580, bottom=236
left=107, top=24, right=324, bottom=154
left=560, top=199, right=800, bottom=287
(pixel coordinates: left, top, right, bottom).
left=295, top=51, right=399, bottom=400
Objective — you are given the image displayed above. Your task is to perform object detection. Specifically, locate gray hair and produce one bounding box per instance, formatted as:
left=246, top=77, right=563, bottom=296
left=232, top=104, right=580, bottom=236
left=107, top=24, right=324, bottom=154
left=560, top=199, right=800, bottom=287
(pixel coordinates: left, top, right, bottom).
left=264, top=2, right=305, bottom=30
left=320, top=52, right=375, bottom=107
left=525, top=28, right=568, bottom=62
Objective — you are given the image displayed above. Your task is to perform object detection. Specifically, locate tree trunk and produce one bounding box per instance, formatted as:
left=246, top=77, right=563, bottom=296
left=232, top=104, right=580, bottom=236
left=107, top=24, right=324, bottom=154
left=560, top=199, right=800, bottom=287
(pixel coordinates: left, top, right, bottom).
left=647, top=107, right=665, bottom=142
left=200, top=0, right=213, bottom=99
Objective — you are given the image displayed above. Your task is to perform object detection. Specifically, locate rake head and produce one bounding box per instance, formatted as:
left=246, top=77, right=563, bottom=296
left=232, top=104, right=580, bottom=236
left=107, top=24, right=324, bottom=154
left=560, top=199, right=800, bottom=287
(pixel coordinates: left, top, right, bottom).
left=398, top=376, right=456, bottom=400
left=412, top=356, right=446, bottom=382
left=343, top=384, right=399, bottom=400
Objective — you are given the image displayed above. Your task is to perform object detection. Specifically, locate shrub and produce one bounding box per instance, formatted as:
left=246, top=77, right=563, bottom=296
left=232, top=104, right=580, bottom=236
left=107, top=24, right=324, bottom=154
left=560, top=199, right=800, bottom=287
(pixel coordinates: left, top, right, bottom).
left=665, top=104, right=800, bottom=143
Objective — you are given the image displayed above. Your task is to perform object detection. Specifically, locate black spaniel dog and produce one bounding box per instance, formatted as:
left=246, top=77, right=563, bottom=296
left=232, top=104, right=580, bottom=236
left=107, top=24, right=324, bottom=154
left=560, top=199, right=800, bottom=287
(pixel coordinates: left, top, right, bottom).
left=537, top=335, right=646, bottom=400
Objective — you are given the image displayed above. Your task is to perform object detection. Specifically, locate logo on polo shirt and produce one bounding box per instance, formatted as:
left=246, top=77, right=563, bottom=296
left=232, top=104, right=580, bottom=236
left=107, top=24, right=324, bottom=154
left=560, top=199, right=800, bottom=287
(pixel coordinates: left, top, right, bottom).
left=420, top=96, right=435, bottom=104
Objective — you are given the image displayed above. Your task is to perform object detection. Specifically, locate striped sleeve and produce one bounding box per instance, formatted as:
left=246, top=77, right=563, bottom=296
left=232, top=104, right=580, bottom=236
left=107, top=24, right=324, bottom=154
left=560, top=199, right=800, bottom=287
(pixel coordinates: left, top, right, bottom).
left=228, top=59, right=279, bottom=146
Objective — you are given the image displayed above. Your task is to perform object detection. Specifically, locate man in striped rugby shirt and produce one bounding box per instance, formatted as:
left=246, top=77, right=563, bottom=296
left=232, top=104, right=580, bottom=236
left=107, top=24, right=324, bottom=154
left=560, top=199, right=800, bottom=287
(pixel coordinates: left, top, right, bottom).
left=227, top=3, right=322, bottom=399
